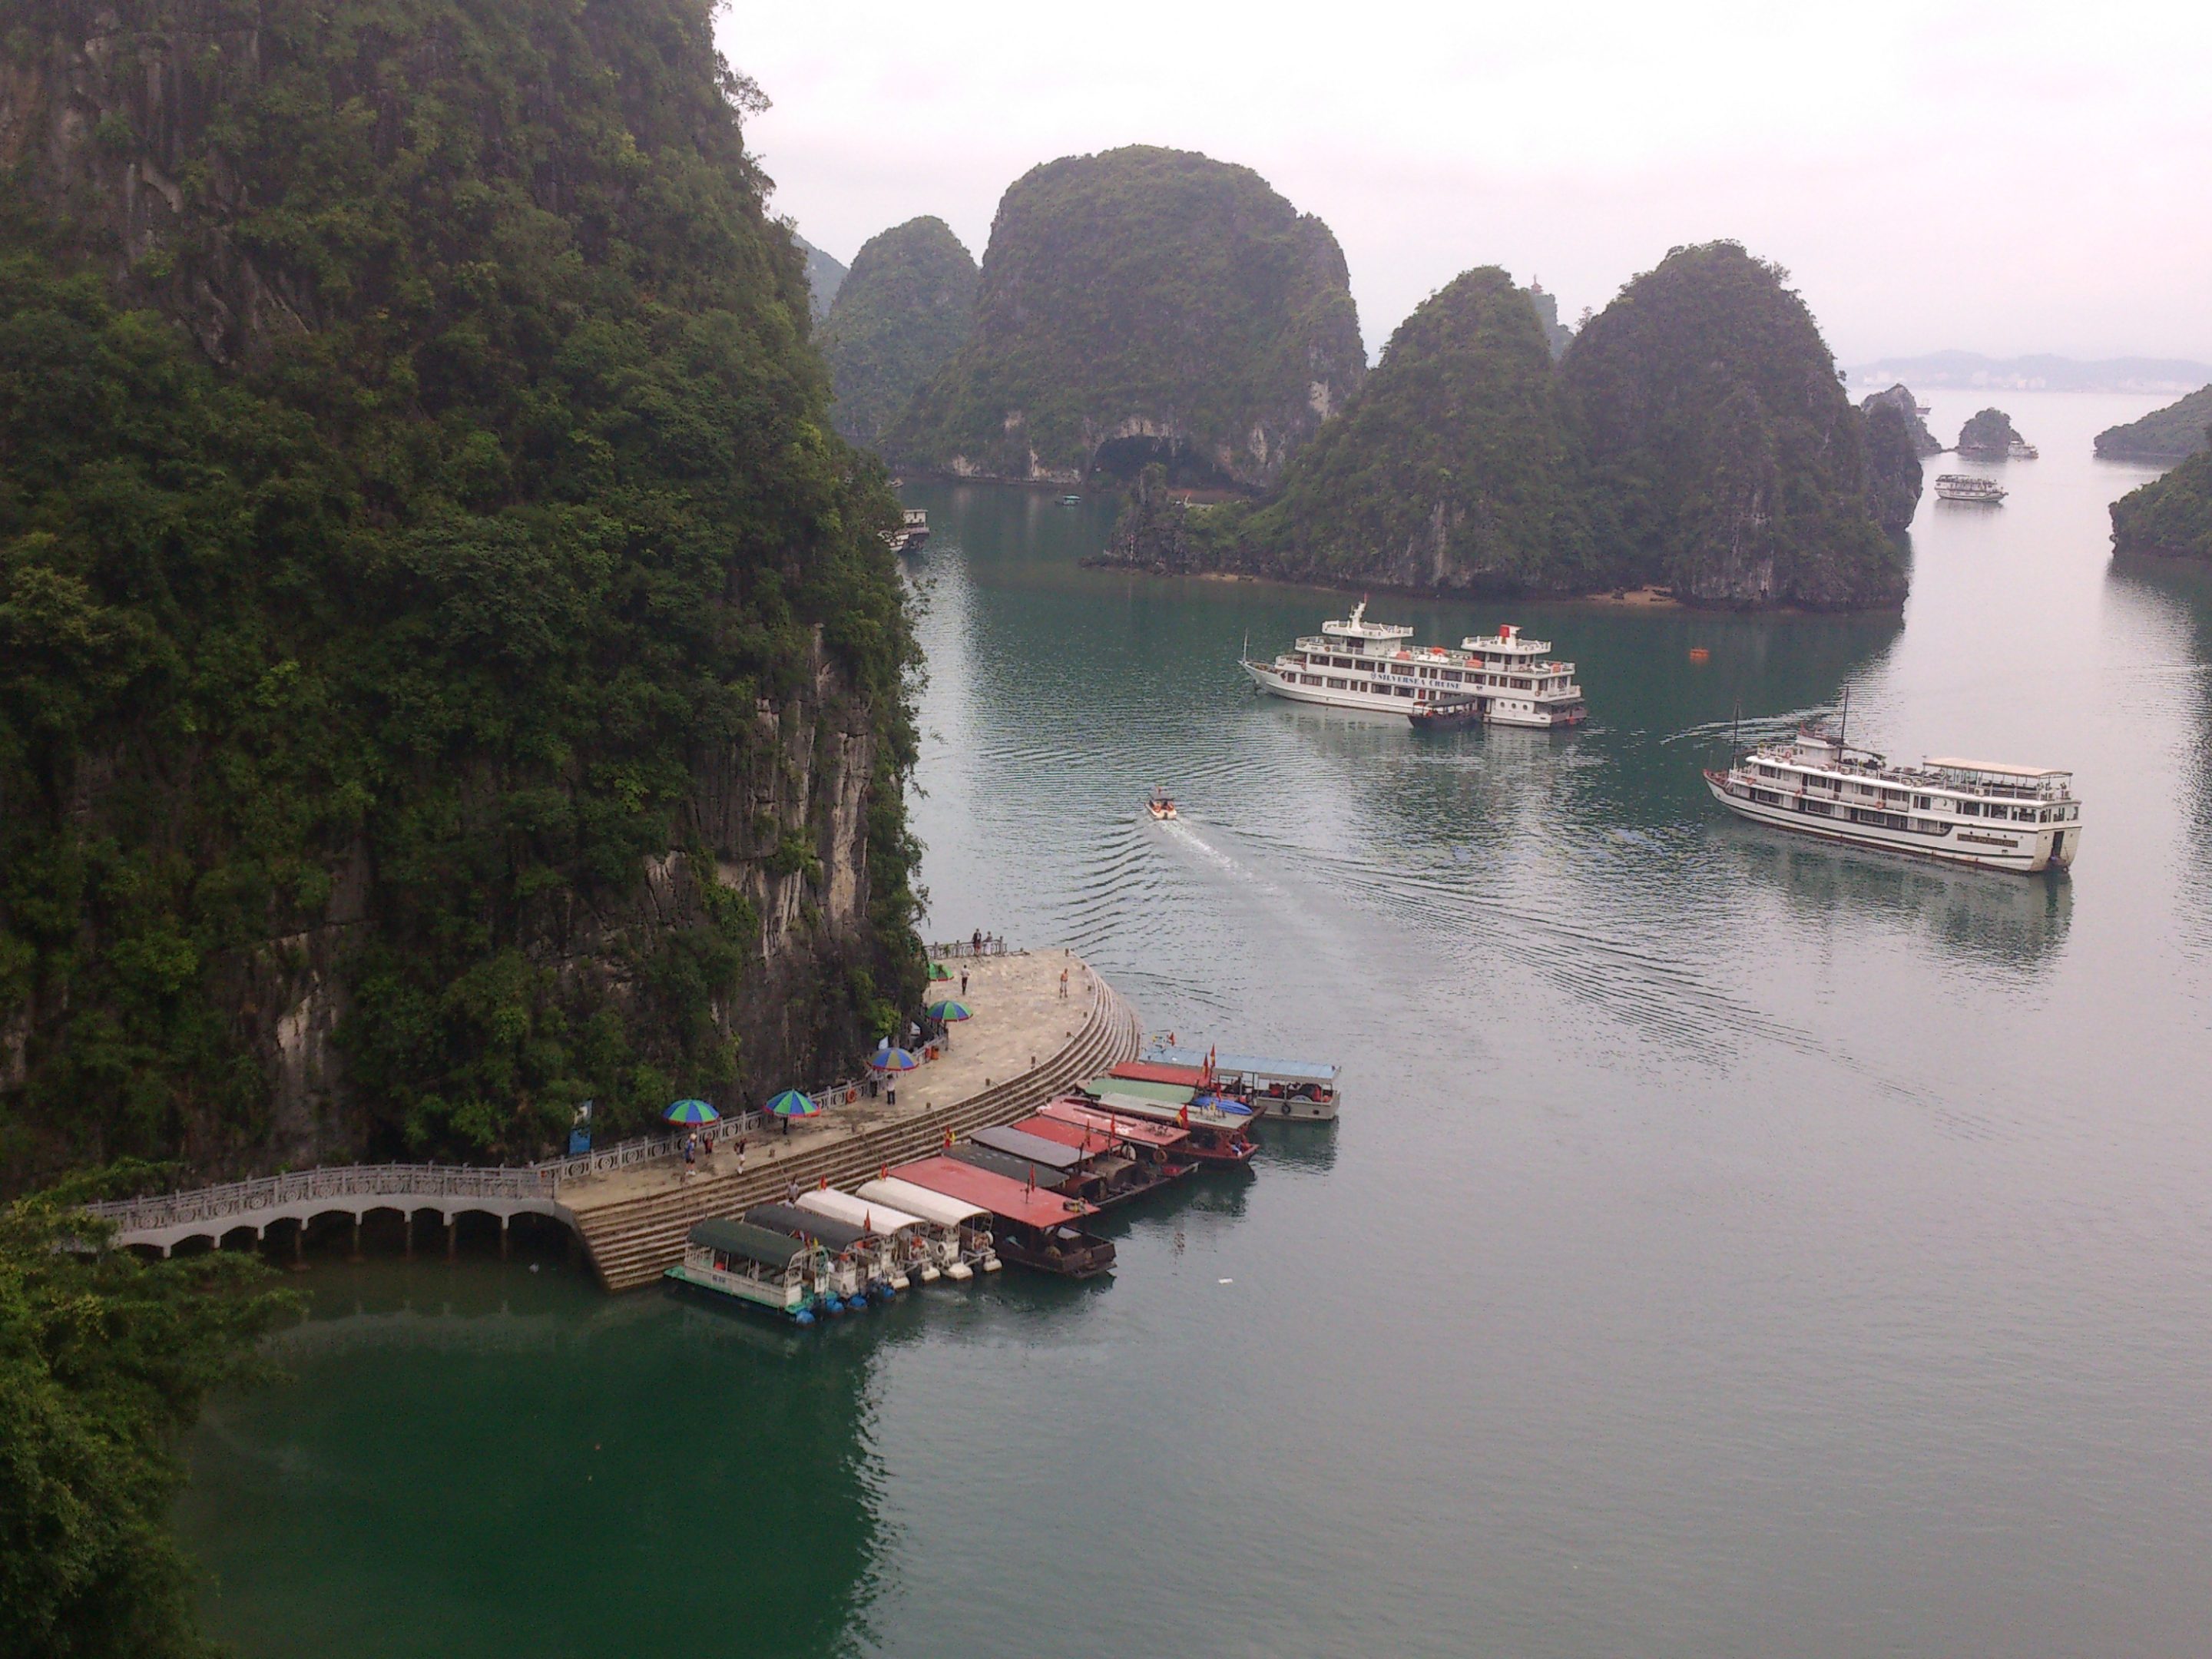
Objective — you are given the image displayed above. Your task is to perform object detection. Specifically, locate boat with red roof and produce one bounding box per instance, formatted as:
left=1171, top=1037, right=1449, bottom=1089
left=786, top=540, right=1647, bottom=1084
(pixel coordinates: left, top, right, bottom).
left=889, top=1154, right=1116, bottom=1278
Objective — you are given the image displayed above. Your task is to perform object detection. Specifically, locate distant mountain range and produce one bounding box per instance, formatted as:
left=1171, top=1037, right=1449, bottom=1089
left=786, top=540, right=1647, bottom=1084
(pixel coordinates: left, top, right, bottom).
left=1846, top=352, right=2211, bottom=395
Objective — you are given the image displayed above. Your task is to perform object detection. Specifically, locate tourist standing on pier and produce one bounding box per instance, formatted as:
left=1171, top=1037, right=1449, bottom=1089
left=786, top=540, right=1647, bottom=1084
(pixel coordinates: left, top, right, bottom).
left=959, top=967, right=969, bottom=995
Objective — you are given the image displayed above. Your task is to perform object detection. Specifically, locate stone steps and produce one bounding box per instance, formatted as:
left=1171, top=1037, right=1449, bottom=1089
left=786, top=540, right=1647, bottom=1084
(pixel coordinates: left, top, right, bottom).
left=572, top=979, right=1140, bottom=1291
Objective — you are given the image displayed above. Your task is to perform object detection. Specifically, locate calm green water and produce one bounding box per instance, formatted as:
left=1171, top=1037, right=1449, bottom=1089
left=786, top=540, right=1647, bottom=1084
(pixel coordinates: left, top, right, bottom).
left=184, top=390, right=2212, bottom=1657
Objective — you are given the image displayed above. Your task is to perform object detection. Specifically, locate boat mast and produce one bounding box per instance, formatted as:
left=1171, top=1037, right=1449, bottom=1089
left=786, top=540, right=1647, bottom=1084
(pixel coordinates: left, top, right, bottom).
left=1730, top=702, right=1741, bottom=769
left=1839, top=685, right=1849, bottom=747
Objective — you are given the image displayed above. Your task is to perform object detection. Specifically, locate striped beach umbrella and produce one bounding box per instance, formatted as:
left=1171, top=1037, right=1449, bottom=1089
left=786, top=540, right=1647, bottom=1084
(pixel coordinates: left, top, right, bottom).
left=926, top=1000, right=973, bottom=1022
left=663, top=1098, right=720, bottom=1124
left=869, top=1046, right=921, bottom=1073
left=767, top=1089, right=820, bottom=1118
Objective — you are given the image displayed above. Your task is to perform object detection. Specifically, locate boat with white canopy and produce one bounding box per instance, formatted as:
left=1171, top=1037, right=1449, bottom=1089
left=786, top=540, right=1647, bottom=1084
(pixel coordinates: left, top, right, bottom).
left=856, top=1176, right=999, bottom=1277
left=797, top=1187, right=935, bottom=1286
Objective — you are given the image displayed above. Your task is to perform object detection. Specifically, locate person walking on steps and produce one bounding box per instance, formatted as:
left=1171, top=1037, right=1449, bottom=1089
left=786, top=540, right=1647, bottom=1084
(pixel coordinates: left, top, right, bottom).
left=1060, top=967, right=1069, bottom=999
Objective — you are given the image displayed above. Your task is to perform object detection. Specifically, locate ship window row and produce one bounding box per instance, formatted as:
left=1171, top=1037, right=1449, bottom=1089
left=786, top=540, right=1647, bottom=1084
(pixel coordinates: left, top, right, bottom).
left=1749, top=766, right=2077, bottom=823
left=1310, top=654, right=1569, bottom=694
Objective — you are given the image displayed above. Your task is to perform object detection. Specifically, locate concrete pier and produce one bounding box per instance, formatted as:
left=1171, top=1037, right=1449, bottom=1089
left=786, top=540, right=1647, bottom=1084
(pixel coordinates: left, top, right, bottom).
left=561, top=951, right=1137, bottom=1290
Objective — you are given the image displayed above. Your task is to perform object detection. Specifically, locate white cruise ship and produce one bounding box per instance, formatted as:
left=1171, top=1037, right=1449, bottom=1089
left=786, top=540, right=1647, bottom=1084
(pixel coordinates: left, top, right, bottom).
left=1705, top=729, right=2081, bottom=873
left=1240, top=602, right=1587, bottom=728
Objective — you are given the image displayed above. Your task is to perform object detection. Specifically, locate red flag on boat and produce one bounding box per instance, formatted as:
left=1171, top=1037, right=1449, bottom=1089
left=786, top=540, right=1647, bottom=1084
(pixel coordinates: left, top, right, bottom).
left=1178, top=1102, right=1190, bottom=1129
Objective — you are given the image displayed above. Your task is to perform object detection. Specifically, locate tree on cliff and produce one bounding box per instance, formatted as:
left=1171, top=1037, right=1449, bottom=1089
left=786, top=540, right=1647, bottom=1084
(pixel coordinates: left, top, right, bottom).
left=1558, top=242, right=1906, bottom=608
left=0, top=1174, right=295, bottom=1658
left=818, top=217, right=980, bottom=454
left=2110, top=440, right=2212, bottom=559
left=1233, top=267, right=1602, bottom=591
left=0, top=0, right=921, bottom=1188
left=2095, top=385, right=2212, bottom=462
left=888, top=145, right=1366, bottom=490
left=1862, top=400, right=1926, bottom=535
left=1859, top=383, right=1942, bottom=457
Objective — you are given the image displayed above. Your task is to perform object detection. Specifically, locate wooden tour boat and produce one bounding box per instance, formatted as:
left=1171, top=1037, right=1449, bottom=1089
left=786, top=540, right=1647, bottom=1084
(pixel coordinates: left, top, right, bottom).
left=889, top=1155, right=1117, bottom=1278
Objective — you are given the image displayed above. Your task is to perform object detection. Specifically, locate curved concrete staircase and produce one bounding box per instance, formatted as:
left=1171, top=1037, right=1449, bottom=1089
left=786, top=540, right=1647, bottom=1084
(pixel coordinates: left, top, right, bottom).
left=572, top=975, right=1141, bottom=1290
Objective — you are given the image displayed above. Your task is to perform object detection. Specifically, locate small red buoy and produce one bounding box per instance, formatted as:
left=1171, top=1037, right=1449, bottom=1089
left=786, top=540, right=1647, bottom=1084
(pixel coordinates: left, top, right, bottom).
left=1688, top=647, right=1710, bottom=663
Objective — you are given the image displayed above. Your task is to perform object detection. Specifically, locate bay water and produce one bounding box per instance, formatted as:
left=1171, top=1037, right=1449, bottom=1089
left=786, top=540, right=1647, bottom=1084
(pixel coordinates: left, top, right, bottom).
left=180, top=390, right=2212, bottom=1657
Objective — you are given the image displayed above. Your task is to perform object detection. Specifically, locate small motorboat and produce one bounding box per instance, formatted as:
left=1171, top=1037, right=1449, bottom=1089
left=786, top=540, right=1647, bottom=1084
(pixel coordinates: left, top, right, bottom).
left=1408, top=693, right=1481, bottom=731
left=1060, top=493, right=1083, bottom=505
left=1146, top=785, right=1177, bottom=821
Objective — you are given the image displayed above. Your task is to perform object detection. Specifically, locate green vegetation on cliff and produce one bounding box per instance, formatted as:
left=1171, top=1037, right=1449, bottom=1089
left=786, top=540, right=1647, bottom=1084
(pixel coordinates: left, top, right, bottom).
left=0, top=0, right=920, bottom=1187
left=1559, top=242, right=1905, bottom=608
left=796, top=236, right=849, bottom=320
left=1232, top=268, right=1598, bottom=591
left=1527, top=283, right=1575, bottom=359
left=2096, top=385, right=2212, bottom=461
left=1861, top=400, right=1926, bottom=535
left=0, top=1175, right=293, bottom=1658
left=818, top=217, right=979, bottom=453
left=2111, top=451, right=2212, bottom=559
left=1957, top=406, right=2022, bottom=455
left=1103, top=243, right=1907, bottom=608
left=1859, top=382, right=1942, bottom=457
left=889, top=146, right=1366, bottom=489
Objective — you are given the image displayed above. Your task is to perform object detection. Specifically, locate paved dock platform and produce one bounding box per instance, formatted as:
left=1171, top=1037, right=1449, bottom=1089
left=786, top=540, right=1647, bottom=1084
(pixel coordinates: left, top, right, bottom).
left=561, top=950, right=1138, bottom=1290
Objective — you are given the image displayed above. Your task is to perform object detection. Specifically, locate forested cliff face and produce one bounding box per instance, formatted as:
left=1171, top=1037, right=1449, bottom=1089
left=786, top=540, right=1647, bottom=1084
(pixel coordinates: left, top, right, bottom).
left=818, top=215, right=978, bottom=454
left=1224, top=268, right=1600, bottom=591
left=2111, top=451, right=2212, bottom=560
left=1559, top=242, right=1906, bottom=609
left=0, top=0, right=921, bottom=1188
left=2097, top=386, right=2211, bottom=462
left=889, top=146, right=1365, bottom=490
left=1860, top=382, right=1942, bottom=457
left=1102, top=244, right=1907, bottom=609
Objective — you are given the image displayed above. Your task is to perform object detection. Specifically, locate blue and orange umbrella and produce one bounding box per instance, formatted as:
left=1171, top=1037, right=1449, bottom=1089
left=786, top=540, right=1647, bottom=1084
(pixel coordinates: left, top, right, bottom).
left=663, top=1098, right=720, bottom=1124
left=869, top=1045, right=921, bottom=1073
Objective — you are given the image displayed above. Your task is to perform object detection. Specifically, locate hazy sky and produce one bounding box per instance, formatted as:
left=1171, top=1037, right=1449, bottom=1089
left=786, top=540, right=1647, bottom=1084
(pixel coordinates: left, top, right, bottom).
left=717, top=2, right=2209, bottom=368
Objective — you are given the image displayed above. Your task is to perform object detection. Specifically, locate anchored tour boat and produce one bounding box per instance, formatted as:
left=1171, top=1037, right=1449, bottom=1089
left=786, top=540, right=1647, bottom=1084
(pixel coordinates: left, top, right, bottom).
left=889, top=1155, right=1117, bottom=1279
left=1241, top=602, right=1586, bottom=727
left=882, top=508, right=931, bottom=554
left=1705, top=727, right=2081, bottom=873
left=666, top=1217, right=826, bottom=1321
left=1129, top=1046, right=1343, bottom=1121
left=1935, top=475, right=2006, bottom=504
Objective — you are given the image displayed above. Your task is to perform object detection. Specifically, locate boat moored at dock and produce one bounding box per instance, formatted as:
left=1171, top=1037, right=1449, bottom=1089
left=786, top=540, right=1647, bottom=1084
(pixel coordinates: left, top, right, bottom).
left=889, top=1155, right=1116, bottom=1278
left=744, top=1202, right=893, bottom=1303
left=1015, top=1108, right=1198, bottom=1204
left=1077, top=1081, right=1260, bottom=1165
left=1128, top=1047, right=1343, bottom=1121
left=854, top=1177, right=999, bottom=1278
left=1705, top=728, right=2081, bottom=873
left=664, top=1217, right=826, bottom=1322
left=796, top=1187, right=933, bottom=1287
left=1240, top=602, right=1586, bottom=728
left=882, top=508, right=931, bottom=553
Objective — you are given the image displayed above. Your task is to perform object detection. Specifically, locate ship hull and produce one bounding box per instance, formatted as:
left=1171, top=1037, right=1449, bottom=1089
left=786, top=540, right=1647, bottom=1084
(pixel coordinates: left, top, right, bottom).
left=1705, top=773, right=2076, bottom=873
left=1241, top=659, right=1581, bottom=729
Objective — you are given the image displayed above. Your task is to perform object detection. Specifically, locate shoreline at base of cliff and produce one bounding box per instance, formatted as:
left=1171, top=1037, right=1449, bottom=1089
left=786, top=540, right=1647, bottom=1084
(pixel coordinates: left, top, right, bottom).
left=1074, top=556, right=1909, bottom=616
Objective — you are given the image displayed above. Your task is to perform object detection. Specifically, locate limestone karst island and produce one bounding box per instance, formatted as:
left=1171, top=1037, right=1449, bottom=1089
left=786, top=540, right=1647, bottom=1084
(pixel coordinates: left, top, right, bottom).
left=3, top=3, right=2209, bottom=1657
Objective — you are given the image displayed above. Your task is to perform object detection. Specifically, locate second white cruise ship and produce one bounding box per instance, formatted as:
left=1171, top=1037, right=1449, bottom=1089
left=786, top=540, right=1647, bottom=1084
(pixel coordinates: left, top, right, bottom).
left=1241, top=602, right=1587, bottom=727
